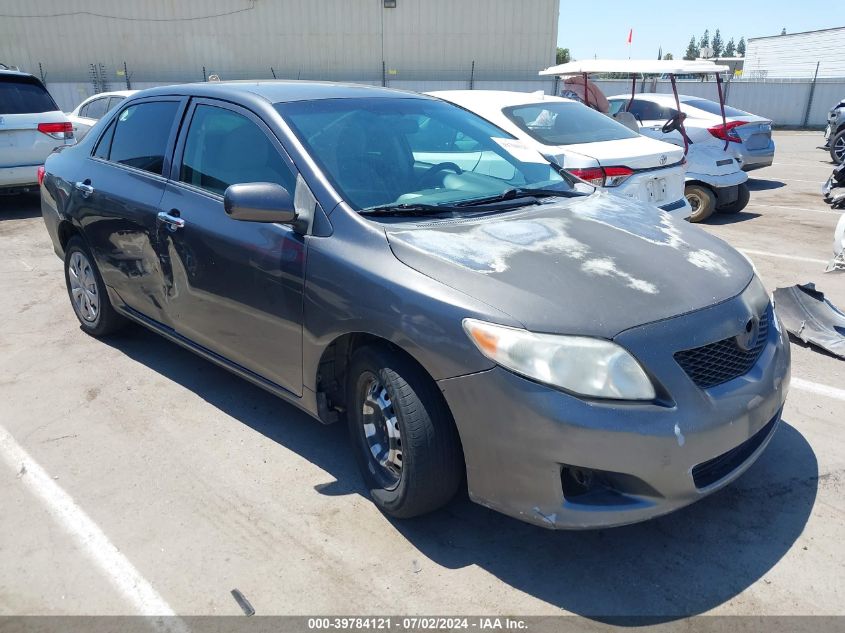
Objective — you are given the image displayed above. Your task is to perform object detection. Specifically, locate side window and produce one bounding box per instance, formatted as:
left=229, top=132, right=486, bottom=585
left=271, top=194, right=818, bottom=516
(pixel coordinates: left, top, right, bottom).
left=107, top=96, right=125, bottom=112
left=107, top=101, right=179, bottom=174
left=85, top=98, right=108, bottom=120
left=78, top=102, right=90, bottom=118
left=628, top=100, right=669, bottom=121
left=93, top=119, right=116, bottom=159
left=179, top=104, right=296, bottom=196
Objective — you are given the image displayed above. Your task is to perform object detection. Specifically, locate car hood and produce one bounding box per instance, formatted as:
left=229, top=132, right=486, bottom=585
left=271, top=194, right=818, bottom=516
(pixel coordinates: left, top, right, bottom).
left=385, top=192, right=753, bottom=338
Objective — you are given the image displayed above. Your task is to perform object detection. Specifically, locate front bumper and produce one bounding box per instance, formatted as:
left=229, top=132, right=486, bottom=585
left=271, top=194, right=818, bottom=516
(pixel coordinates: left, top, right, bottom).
left=439, top=284, right=791, bottom=530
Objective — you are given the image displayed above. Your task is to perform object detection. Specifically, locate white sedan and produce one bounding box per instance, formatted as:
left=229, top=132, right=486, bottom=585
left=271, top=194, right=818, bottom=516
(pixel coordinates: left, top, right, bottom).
left=66, top=90, right=136, bottom=140
left=607, top=93, right=775, bottom=171
left=430, top=90, right=691, bottom=219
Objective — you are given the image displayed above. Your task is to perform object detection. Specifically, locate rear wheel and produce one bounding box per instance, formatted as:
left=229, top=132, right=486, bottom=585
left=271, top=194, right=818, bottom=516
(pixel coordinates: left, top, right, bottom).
left=831, top=130, right=845, bottom=165
left=64, top=236, right=126, bottom=337
left=346, top=345, right=462, bottom=518
left=718, top=182, right=750, bottom=214
left=685, top=184, right=716, bottom=222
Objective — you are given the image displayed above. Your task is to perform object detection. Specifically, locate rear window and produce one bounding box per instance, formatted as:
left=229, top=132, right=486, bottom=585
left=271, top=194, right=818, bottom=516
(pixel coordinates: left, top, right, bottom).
left=502, top=101, right=639, bottom=145
left=683, top=99, right=751, bottom=118
left=0, top=75, right=59, bottom=115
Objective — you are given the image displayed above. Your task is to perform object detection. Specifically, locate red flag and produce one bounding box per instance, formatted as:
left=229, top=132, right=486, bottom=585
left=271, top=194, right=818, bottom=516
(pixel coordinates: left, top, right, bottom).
left=627, top=29, right=633, bottom=44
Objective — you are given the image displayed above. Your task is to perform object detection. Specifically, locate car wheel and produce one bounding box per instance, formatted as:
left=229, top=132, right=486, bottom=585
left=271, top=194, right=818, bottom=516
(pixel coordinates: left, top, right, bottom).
left=64, top=236, right=126, bottom=337
left=685, top=184, right=716, bottom=222
left=831, top=130, right=845, bottom=165
left=347, top=345, right=463, bottom=518
left=718, top=182, right=750, bottom=214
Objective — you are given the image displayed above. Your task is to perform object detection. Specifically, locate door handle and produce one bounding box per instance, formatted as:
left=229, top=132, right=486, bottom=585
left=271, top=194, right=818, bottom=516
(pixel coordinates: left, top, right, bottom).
left=74, top=180, right=94, bottom=198
left=157, top=210, right=186, bottom=232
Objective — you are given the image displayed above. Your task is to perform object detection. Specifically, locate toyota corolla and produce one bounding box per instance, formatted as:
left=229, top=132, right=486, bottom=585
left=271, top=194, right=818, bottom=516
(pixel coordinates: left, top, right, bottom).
left=40, top=81, right=790, bottom=529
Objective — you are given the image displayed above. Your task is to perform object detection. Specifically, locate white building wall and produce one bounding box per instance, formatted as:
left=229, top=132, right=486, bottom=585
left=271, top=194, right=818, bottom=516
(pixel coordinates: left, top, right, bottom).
left=744, top=28, right=845, bottom=79
left=0, top=0, right=559, bottom=83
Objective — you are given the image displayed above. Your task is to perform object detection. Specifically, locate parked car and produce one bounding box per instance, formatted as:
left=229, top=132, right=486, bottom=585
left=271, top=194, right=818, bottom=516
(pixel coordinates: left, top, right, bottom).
left=608, top=93, right=775, bottom=171
left=40, top=81, right=790, bottom=529
left=0, top=69, right=74, bottom=194
left=67, top=90, right=136, bottom=140
left=824, top=98, right=845, bottom=165
left=430, top=90, right=691, bottom=219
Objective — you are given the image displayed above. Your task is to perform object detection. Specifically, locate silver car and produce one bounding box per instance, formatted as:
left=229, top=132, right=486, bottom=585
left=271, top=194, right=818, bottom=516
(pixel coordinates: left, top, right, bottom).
left=0, top=69, right=75, bottom=194
left=609, top=93, right=776, bottom=171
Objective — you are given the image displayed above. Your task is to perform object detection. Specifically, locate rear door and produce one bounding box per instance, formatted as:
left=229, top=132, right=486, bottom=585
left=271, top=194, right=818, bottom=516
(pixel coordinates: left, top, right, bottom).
left=156, top=99, right=306, bottom=394
left=72, top=97, right=186, bottom=324
left=0, top=73, right=71, bottom=170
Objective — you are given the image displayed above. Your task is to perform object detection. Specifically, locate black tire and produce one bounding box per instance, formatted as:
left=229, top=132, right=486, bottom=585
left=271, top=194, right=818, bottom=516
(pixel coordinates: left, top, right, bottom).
left=685, top=184, right=716, bottom=223
left=346, top=345, right=462, bottom=518
left=63, top=236, right=126, bottom=337
left=718, top=182, right=750, bottom=214
left=830, top=129, right=845, bottom=165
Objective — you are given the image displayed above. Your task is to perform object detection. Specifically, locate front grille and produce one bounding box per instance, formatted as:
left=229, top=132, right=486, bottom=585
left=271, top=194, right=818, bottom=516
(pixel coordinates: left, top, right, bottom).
left=674, top=307, right=770, bottom=389
left=692, top=413, right=779, bottom=489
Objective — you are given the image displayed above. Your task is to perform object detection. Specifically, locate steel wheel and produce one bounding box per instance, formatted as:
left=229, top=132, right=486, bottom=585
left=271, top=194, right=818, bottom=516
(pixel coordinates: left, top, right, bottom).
left=68, top=251, right=99, bottom=323
left=359, top=373, right=403, bottom=489
left=685, top=184, right=715, bottom=222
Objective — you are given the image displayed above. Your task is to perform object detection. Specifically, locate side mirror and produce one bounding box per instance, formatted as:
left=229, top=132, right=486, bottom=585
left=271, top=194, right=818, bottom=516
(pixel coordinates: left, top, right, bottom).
left=224, top=182, right=297, bottom=223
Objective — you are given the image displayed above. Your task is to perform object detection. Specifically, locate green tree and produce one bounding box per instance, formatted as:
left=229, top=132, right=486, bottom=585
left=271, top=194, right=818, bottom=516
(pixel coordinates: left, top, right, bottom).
left=737, top=37, right=746, bottom=57
left=556, top=47, right=570, bottom=65
left=699, top=29, right=710, bottom=51
left=684, top=36, right=698, bottom=60
left=724, top=38, right=736, bottom=57
left=663, top=53, right=674, bottom=60
left=712, top=29, right=723, bottom=57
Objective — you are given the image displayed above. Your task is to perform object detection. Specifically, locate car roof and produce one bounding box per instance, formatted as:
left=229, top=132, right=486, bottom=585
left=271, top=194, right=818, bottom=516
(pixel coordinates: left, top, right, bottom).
left=0, top=68, right=40, bottom=80
left=135, top=80, right=432, bottom=104
left=430, top=90, right=576, bottom=109
left=84, top=90, right=137, bottom=100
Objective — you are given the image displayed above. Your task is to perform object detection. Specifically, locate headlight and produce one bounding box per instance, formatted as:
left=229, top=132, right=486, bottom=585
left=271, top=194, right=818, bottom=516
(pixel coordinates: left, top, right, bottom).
left=463, top=319, right=656, bottom=400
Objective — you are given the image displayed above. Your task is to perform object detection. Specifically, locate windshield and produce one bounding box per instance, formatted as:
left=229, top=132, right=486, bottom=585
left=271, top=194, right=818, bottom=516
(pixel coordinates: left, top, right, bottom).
left=275, top=97, right=572, bottom=210
left=683, top=99, right=752, bottom=118
left=502, top=101, right=640, bottom=146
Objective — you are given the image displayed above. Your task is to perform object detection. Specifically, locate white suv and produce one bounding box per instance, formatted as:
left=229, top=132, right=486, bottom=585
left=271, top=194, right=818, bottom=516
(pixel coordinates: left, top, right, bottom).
left=430, top=90, right=691, bottom=219
left=0, top=69, right=75, bottom=194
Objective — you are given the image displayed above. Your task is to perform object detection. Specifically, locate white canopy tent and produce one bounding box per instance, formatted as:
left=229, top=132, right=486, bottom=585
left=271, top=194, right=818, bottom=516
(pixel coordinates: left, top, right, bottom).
left=538, top=59, right=730, bottom=76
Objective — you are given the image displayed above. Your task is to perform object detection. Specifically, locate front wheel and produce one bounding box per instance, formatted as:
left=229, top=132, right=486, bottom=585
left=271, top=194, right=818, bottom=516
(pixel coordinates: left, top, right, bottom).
left=685, top=184, right=716, bottom=222
left=346, top=346, right=463, bottom=518
left=831, top=130, right=845, bottom=165
left=719, top=182, right=750, bottom=214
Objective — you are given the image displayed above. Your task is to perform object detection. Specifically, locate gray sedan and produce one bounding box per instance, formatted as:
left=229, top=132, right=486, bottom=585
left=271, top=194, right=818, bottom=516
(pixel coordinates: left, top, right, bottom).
left=39, top=81, right=790, bottom=529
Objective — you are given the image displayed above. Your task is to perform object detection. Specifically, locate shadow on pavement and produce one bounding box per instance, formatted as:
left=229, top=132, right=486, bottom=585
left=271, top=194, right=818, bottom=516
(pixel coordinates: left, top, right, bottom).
left=104, top=326, right=818, bottom=623
left=707, top=211, right=762, bottom=225
left=747, top=179, right=786, bottom=192
left=0, top=192, right=41, bottom=220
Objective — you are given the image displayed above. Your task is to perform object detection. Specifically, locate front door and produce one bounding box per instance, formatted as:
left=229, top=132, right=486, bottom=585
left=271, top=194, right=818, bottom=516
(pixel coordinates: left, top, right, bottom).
left=155, top=100, right=306, bottom=395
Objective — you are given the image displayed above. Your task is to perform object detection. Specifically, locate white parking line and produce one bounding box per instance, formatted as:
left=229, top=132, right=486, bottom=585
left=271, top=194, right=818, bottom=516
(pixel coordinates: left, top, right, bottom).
left=792, top=378, right=845, bottom=402
left=739, top=248, right=829, bottom=265
left=747, top=203, right=842, bottom=216
left=0, top=424, right=179, bottom=619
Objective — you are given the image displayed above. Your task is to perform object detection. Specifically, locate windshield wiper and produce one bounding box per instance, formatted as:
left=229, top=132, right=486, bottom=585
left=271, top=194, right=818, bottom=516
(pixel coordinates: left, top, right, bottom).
left=454, top=187, right=578, bottom=208
left=359, top=203, right=465, bottom=217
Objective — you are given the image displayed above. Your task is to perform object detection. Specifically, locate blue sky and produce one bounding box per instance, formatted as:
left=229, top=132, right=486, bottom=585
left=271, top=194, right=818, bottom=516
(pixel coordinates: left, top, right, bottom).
left=557, top=2, right=836, bottom=60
